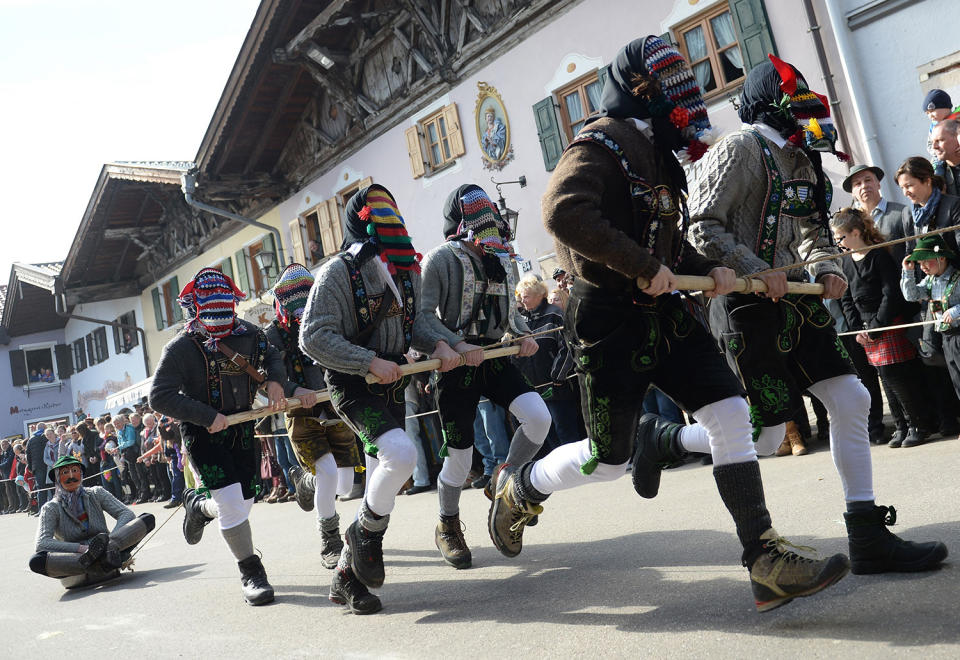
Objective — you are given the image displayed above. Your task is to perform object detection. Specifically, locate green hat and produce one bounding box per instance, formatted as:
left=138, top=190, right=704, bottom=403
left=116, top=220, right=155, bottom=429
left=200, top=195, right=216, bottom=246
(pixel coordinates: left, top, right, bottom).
left=841, top=164, right=884, bottom=193
left=906, top=234, right=957, bottom=262
left=48, top=455, right=84, bottom=483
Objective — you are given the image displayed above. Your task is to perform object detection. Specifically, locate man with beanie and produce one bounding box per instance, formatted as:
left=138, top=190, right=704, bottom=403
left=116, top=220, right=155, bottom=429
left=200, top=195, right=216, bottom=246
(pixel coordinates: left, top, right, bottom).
left=685, top=54, right=947, bottom=576
left=150, top=267, right=287, bottom=606
left=29, top=456, right=155, bottom=588
left=412, top=183, right=548, bottom=570
left=491, top=35, right=850, bottom=613
left=300, top=184, right=461, bottom=614
left=265, top=263, right=360, bottom=570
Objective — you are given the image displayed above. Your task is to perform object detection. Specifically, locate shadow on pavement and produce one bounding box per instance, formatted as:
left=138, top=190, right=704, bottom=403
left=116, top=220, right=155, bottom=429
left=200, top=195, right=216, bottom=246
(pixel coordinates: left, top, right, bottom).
left=367, top=523, right=958, bottom=647
left=57, top=563, right=206, bottom=601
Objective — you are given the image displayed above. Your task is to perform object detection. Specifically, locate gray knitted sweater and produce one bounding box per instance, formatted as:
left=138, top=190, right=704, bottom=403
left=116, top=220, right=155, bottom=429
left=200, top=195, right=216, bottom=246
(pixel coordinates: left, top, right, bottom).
left=300, top=254, right=448, bottom=375
left=413, top=242, right=529, bottom=353
left=35, top=486, right=134, bottom=553
left=688, top=128, right=842, bottom=282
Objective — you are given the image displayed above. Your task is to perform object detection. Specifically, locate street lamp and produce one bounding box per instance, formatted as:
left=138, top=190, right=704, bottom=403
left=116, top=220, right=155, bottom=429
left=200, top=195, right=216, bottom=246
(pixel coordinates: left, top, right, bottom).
left=254, top=250, right=277, bottom=282
left=490, top=175, right=526, bottom=239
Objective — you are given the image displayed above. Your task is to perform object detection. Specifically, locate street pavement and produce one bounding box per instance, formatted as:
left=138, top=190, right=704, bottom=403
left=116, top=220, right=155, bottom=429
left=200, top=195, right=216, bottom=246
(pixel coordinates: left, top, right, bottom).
left=3, top=435, right=959, bottom=659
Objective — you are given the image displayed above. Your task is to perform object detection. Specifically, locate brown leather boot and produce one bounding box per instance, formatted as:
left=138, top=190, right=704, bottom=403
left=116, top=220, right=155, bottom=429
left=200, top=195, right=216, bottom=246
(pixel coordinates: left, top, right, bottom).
left=786, top=422, right=808, bottom=456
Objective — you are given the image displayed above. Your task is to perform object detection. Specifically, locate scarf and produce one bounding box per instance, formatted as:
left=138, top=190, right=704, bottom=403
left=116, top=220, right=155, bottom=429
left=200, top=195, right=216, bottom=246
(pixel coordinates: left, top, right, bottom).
left=177, top=267, right=247, bottom=351
left=592, top=35, right=715, bottom=192
left=55, top=480, right=86, bottom=527
left=913, top=187, right=943, bottom=227
left=272, top=263, right=314, bottom=329
left=340, top=184, right=422, bottom=274
left=442, top=184, right=513, bottom=283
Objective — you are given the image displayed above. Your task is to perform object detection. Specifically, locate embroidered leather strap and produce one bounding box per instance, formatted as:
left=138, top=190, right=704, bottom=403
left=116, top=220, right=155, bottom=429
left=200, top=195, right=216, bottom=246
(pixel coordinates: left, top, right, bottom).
left=217, top=343, right=266, bottom=384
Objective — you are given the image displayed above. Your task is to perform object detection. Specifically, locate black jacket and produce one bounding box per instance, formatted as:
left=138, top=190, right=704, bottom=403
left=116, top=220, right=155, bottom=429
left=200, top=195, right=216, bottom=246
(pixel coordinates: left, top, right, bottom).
left=25, top=433, right=45, bottom=477
left=839, top=248, right=919, bottom=332
left=149, top=320, right=285, bottom=427
left=900, top=192, right=960, bottom=255
left=514, top=299, right=575, bottom=401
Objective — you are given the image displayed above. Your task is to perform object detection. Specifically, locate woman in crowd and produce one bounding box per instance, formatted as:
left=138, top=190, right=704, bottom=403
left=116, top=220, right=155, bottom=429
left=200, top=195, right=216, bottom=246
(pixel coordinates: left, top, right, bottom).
left=514, top=275, right=580, bottom=450
left=831, top=207, right=934, bottom=448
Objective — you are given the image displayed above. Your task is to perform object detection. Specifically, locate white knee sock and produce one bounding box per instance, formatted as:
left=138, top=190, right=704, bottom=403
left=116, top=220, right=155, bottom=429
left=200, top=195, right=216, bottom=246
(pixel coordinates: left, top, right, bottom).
left=365, top=453, right=379, bottom=482
left=506, top=391, right=552, bottom=466
left=529, top=438, right=627, bottom=495
left=807, top=374, right=875, bottom=502
left=691, top=396, right=758, bottom=466
left=678, top=424, right=710, bottom=454
left=336, top=467, right=354, bottom=497
left=754, top=424, right=787, bottom=456
left=211, top=482, right=254, bottom=530
left=364, top=428, right=416, bottom=517
left=438, top=446, right=472, bottom=489
left=313, top=453, right=338, bottom=520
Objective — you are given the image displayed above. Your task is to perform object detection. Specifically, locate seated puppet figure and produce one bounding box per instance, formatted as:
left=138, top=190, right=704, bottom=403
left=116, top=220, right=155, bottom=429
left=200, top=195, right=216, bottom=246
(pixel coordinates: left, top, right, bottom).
left=29, top=456, right=155, bottom=589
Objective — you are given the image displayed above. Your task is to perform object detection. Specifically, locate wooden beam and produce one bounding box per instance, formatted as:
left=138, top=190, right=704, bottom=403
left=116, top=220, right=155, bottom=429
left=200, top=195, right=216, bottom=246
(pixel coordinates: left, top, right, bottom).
left=403, top=0, right=446, bottom=60
left=64, top=281, right=141, bottom=306
left=242, top=67, right=304, bottom=176
left=284, top=0, right=353, bottom=58
left=393, top=25, right=434, bottom=74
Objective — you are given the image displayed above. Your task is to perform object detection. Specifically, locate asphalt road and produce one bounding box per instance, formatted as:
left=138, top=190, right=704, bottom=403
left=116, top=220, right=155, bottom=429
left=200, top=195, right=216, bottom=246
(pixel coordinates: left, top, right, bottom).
left=3, top=435, right=958, bottom=659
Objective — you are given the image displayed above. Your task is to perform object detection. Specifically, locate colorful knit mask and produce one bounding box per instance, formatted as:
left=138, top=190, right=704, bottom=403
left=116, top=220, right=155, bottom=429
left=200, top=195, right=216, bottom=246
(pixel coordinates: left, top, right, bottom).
left=177, top=267, right=246, bottom=350
left=272, top=263, right=314, bottom=329
left=442, top=184, right=514, bottom=282
left=356, top=188, right=422, bottom=274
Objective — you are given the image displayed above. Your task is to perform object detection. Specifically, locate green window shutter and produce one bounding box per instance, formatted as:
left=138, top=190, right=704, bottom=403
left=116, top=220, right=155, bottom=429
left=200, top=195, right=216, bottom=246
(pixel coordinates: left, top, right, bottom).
left=234, top=249, right=250, bottom=295
left=112, top=322, right=121, bottom=354
left=263, top=233, right=277, bottom=286
left=54, top=344, right=74, bottom=379
left=170, top=276, right=182, bottom=322
left=94, top=327, right=109, bottom=362
left=151, top=287, right=164, bottom=330
left=659, top=32, right=673, bottom=46
left=220, top=257, right=234, bottom=283
left=731, top=0, right=777, bottom=73
left=533, top=97, right=564, bottom=171
left=9, top=349, right=26, bottom=386
left=596, top=64, right=609, bottom=93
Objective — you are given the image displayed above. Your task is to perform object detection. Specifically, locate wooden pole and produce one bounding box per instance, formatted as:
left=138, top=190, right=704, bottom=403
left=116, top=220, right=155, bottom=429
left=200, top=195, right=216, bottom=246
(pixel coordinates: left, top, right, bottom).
left=636, top=274, right=825, bottom=296
left=223, top=345, right=523, bottom=426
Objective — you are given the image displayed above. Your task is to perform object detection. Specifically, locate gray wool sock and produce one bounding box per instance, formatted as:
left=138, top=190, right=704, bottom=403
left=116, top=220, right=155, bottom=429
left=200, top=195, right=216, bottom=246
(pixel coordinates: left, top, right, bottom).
left=220, top=520, right=255, bottom=561
left=505, top=427, right=540, bottom=467
left=336, top=542, right=352, bottom=572
left=437, top=479, right=462, bottom=518
left=358, top=501, right=390, bottom=533
left=712, top=461, right=773, bottom=559
left=319, top=512, right=340, bottom=534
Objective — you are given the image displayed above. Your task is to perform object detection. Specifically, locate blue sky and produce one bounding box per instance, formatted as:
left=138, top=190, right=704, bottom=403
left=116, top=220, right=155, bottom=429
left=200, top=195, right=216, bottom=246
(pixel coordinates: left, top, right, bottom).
left=0, top=0, right=261, bottom=276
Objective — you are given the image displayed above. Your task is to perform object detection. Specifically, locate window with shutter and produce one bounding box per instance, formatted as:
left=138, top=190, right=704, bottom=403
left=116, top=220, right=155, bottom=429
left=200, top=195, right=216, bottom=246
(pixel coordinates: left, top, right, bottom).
left=94, top=327, right=109, bottom=363
left=555, top=70, right=605, bottom=141
left=234, top=249, right=250, bottom=295
left=404, top=125, right=426, bottom=178
left=730, top=0, right=777, bottom=72
left=72, top=339, right=87, bottom=373
left=289, top=218, right=306, bottom=265
left=169, top=276, right=182, bottom=322
left=151, top=287, right=164, bottom=330
left=8, top=349, right=26, bottom=386
left=54, top=344, right=74, bottom=379
left=533, top=97, right=563, bottom=171
left=442, top=103, right=465, bottom=158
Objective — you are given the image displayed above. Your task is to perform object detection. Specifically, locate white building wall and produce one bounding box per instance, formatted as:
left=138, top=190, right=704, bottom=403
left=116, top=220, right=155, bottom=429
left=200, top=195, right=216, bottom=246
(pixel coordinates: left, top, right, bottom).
left=268, top=0, right=860, bottom=269
left=65, top=296, right=147, bottom=416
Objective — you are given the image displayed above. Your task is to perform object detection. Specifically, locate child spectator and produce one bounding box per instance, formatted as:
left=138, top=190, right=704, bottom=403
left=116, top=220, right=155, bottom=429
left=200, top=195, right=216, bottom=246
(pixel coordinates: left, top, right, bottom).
left=901, top=233, right=960, bottom=440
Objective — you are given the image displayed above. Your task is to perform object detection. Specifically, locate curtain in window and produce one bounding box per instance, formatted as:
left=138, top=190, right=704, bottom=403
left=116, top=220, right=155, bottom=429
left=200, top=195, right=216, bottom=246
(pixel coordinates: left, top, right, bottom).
left=711, top=12, right=744, bottom=70
left=585, top=81, right=603, bottom=114
left=683, top=26, right=712, bottom=90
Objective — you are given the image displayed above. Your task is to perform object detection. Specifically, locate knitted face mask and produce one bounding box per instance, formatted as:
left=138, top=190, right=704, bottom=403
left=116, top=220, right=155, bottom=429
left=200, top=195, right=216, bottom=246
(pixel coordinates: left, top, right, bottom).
left=177, top=268, right=246, bottom=349
left=358, top=189, right=422, bottom=274
left=272, top=263, right=314, bottom=329
left=456, top=187, right=512, bottom=254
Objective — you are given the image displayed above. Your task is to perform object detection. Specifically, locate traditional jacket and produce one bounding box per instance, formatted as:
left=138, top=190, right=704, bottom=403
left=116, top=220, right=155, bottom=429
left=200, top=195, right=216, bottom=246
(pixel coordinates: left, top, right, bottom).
left=301, top=251, right=440, bottom=376
left=688, top=126, right=841, bottom=282
left=34, top=486, right=134, bottom=553
left=901, top=264, right=960, bottom=333
left=413, top=242, right=527, bottom=351
left=542, top=116, right=719, bottom=292
left=149, top=319, right=285, bottom=427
